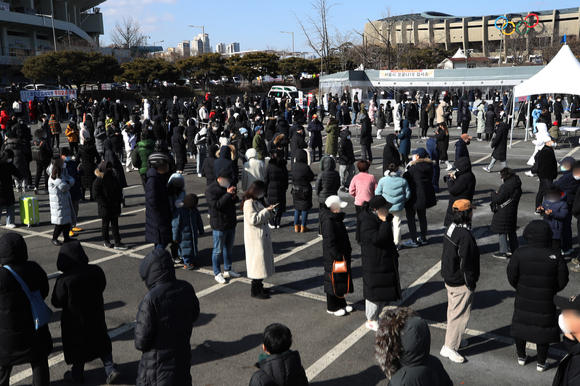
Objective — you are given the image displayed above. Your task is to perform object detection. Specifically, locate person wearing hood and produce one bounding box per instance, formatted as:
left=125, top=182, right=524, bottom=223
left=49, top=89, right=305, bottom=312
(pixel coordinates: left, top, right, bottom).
left=307, top=114, right=323, bottom=162
left=426, top=137, right=440, bottom=193
left=132, top=131, right=155, bottom=189
left=103, top=138, right=127, bottom=204
left=320, top=196, right=353, bottom=317
left=275, top=116, right=290, bottom=159
left=60, top=148, right=82, bottom=236
left=135, top=249, right=199, bottom=386
left=1, top=132, right=30, bottom=190
left=376, top=162, right=410, bottom=249
left=359, top=196, right=401, bottom=331
left=201, top=144, right=220, bottom=186
left=31, top=128, right=52, bottom=193
left=0, top=150, right=24, bottom=228
left=48, top=157, right=76, bottom=245
left=490, top=168, right=522, bottom=259
left=475, top=100, right=486, bottom=141
left=151, top=116, right=165, bottom=141
left=382, top=134, right=401, bottom=174
left=325, top=117, right=339, bottom=158
left=173, top=194, right=205, bottom=271
left=485, top=103, right=496, bottom=141
left=292, top=149, right=314, bottom=233
left=122, top=123, right=137, bottom=173
left=454, top=133, right=471, bottom=162
left=444, top=157, right=476, bottom=227
left=376, top=104, right=386, bottom=139
left=267, top=133, right=288, bottom=161
left=93, top=161, right=127, bottom=250
left=249, top=323, right=308, bottom=386
left=506, top=220, right=569, bottom=372
left=264, top=151, right=288, bottom=229
left=397, top=119, right=412, bottom=165
left=184, top=119, right=197, bottom=159
left=167, top=172, right=187, bottom=264
left=290, top=124, right=307, bottom=165
left=337, top=129, right=355, bottom=192
left=539, top=185, right=569, bottom=251
left=359, top=113, right=374, bottom=162
left=316, top=155, right=340, bottom=232
left=375, top=308, right=452, bottom=385
left=171, top=126, right=187, bottom=175
left=213, top=145, right=239, bottom=186
left=440, top=199, right=480, bottom=364
left=145, top=158, right=173, bottom=250
left=242, top=148, right=265, bottom=191
left=484, top=117, right=510, bottom=173
left=0, top=234, right=53, bottom=386
left=194, top=126, right=208, bottom=177
left=51, top=241, right=121, bottom=384
left=533, top=138, right=558, bottom=210
left=552, top=294, right=580, bottom=386
left=434, top=122, right=452, bottom=171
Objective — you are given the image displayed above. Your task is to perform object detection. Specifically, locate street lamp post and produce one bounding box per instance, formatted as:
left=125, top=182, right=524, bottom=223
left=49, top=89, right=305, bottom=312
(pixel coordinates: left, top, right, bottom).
left=188, top=25, right=205, bottom=54
left=39, top=13, right=57, bottom=51
left=279, top=31, right=294, bottom=57
left=153, top=40, right=164, bottom=57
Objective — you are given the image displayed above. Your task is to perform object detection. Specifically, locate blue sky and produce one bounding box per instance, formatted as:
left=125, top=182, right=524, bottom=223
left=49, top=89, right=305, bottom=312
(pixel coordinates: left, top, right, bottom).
left=100, top=0, right=569, bottom=53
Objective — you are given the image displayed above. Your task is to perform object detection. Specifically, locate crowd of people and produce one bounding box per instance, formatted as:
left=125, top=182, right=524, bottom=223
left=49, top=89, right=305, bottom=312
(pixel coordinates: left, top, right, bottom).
left=1, top=88, right=580, bottom=386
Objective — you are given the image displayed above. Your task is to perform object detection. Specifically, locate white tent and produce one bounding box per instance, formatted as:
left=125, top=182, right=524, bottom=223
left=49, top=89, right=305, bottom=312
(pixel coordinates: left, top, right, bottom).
left=510, top=44, right=580, bottom=145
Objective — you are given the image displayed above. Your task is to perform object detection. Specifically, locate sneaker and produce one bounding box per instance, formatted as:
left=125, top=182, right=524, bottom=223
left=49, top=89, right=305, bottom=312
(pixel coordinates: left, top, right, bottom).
left=106, top=369, right=121, bottom=385
left=327, top=309, right=346, bottom=317
left=103, top=242, right=114, bottom=249
left=198, top=173, right=203, bottom=178
left=562, top=249, right=574, bottom=256
left=570, top=264, right=580, bottom=273
left=114, top=243, right=128, bottom=251
left=125, top=168, right=130, bottom=173
left=345, top=305, right=354, bottom=313
left=63, top=370, right=85, bottom=384
left=173, top=257, right=183, bottom=265
left=396, top=244, right=402, bottom=251
left=276, top=225, right=280, bottom=229
left=366, top=320, right=379, bottom=331
left=483, top=167, right=491, bottom=173
left=537, top=361, right=550, bottom=372
left=268, top=224, right=275, bottom=229
left=52, top=239, right=63, bottom=246
left=477, top=138, right=483, bottom=141
left=518, top=355, right=529, bottom=366
left=183, top=263, right=197, bottom=271
left=572, top=257, right=579, bottom=265
left=534, top=210, right=542, bottom=215
left=72, top=227, right=82, bottom=232
left=460, top=339, right=469, bottom=348
left=69, top=231, right=75, bottom=237
left=525, top=171, right=535, bottom=177
left=403, top=240, right=420, bottom=248
left=493, top=252, right=509, bottom=259
left=440, top=345, right=465, bottom=364
left=446, top=165, right=454, bottom=171
left=5, top=224, right=16, bottom=229
left=417, top=238, right=427, bottom=245
left=215, top=273, right=226, bottom=284
left=224, top=270, right=241, bottom=278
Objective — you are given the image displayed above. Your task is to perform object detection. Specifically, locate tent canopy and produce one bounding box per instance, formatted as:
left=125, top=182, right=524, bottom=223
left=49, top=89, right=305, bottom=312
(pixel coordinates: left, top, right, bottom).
left=513, top=45, right=580, bottom=97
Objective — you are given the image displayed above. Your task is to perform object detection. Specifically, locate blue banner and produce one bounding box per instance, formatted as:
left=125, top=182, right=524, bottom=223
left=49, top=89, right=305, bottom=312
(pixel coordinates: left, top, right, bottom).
left=19, top=89, right=77, bottom=102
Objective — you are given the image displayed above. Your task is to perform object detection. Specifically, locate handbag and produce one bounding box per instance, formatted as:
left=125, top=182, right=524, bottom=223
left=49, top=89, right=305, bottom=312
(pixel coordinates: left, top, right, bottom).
left=3, top=266, right=53, bottom=330
left=291, top=184, right=306, bottom=200
left=331, top=255, right=350, bottom=299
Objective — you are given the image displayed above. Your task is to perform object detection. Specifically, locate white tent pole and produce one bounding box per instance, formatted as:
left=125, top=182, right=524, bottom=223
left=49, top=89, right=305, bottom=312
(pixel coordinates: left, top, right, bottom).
left=510, top=89, right=516, bottom=148
left=525, top=98, right=531, bottom=142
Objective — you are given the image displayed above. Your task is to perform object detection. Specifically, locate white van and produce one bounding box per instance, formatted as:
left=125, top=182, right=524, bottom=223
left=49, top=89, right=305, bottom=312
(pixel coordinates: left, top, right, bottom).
left=267, top=86, right=299, bottom=103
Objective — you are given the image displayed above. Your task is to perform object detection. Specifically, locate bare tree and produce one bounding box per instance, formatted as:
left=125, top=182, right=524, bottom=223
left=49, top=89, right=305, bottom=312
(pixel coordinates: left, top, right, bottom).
left=294, top=0, right=337, bottom=74
left=109, top=17, right=146, bottom=51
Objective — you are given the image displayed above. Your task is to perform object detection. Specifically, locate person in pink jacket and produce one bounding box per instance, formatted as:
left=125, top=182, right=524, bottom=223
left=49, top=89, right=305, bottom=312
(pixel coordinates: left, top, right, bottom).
left=349, top=160, right=378, bottom=241
left=368, top=100, right=378, bottom=124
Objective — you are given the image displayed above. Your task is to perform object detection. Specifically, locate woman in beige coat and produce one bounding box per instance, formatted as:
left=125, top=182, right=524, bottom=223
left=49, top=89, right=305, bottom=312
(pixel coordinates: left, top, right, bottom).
left=242, top=180, right=276, bottom=299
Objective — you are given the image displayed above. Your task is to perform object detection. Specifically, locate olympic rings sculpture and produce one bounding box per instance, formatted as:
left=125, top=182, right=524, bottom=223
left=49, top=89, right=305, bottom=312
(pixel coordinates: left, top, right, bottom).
left=495, top=13, right=539, bottom=35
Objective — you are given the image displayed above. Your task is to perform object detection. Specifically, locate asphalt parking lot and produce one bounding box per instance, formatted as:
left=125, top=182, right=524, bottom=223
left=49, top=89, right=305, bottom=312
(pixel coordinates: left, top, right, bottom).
left=3, top=120, right=579, bottom=386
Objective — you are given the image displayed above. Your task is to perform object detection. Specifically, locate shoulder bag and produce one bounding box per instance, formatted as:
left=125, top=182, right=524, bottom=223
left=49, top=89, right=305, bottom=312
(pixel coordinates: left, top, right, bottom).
left=332, top=255, right=350, bottom=299
left=3, top=266, right=53, bottom=330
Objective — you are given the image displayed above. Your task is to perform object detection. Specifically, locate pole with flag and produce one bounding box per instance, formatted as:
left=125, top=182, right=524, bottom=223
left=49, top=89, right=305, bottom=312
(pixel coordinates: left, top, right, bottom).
left=561, top=34, right=567, bottom=44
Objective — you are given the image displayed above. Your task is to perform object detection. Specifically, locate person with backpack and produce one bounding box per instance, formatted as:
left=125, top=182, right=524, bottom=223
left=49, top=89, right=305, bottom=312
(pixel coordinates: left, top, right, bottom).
left=31, top=129, right=51, bottom=193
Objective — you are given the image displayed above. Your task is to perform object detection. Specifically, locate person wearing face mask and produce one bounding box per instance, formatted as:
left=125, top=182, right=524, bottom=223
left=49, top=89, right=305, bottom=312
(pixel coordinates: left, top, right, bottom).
left=490, top=168, right=522, bottom=259
left=507, top=220, right=569, bottom=372
left=533, top=139, right=559, bottom=212
left=553, top=160, right=580, bottom=256
left=241, top=181, right=276, bottom=299
left=539, top=185, right=569, bottom=251
left=206, top=169, right=241, bottom=284
left=454, top=133, right=471, bottom=165
left=93, top=161, right=127, bottom=251
left=60, top=148, right=83, bottom=237
left=443, top=157, right=476, bottom=227
left=0, top=150, right=24, bottom=229
left=553, top=294, right=580, bottom=385
left=554, top=96, right=564, bottom=127
left=252, top=125, right=268, bottom=161
left=358, top=196, right=400, bottom=331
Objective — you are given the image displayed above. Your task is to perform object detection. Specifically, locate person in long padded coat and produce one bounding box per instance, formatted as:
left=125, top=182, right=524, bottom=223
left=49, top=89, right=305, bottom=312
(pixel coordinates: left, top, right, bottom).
left=242, top=181, right=276, bottom=300
left=359, top=113, right=373, bottom=162
left=434, top=122, right=452, bottom=171
left=77, top=138, right=101, bottom=200
left=292, top=149, right=314, bottom=233
left=507, top=220, right=569, bottom=372
left=51, top=241, right=120, bottom=384
left=382, top=134, right=401, bottom=174
left=359, top=196, right=401, bottom=331
left=145, top=160, right=172, bottom=249
left=320, top=195, right=353, bottom=317
left=93, top=161, right=127, bottom=250
left=397, top=119, right=412, bottom=165
left=171, top=126, right=187, bottom=174
left=265, top=152, right=288, bottom=228
left=484, top=119, right=509, bottom=172
left=0, top=233, right=53, bottom=386
left=201, top=144, right=219, bottom=187
left=376, top=308, right=453, bottom=386
left=444, top=157, right=476, bottom=227
left=316, top=156, right=340, bottom=233
left=103, top=138, right=127, bottom=189
left=48, top=158, right=76, bottom=246
left=151, top=116, right=165, bottom=141
left=485, top=105, right=497, bottom=141
left=213, top=145, right=238, bottom=186
left=490, top=169, right=522, bottom=259
left=135, top=249, right=199, bottom=386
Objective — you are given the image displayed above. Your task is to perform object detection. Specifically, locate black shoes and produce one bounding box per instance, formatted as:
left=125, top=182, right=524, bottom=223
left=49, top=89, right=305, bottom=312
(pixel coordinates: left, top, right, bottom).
left=493, top=253, right=509, bottom=260
left=63, top=371, right=84, bottom=384
left=114, top=243, right=128, bottom=251
left=52, top=239, right=63, bottom=246
left=106, top=370, right=121, bottom=384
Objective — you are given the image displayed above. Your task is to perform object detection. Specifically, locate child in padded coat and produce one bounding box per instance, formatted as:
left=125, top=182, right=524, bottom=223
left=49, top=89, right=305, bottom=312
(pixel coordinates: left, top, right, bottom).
left=539, top=185, right=569, bottom=250
left=173, top=194, right=205, bottom=271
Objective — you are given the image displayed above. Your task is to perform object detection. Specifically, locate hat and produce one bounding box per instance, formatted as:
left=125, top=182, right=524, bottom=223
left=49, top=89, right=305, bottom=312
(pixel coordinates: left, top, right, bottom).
left=452, top=199, right=476, bottom=212
left=312, top=114, right=318, bottom=118
left=254, top=125, right=263, bottom=133
left=553, top=121, right=559, bottom=127
left=218, top=169, right=232, bottom=180
left=325, top=195, right=347, bottom=209
left=559, top=156, right=576, bottom=165
left=554, top=294, right=580, bottom=311
left=412, top=148, right=428, bottom=158
left=461, top=134, right=472, bottom=141
left=239, top=128, right=248, bottom=135
left=368, top=196, right=392, bottom=210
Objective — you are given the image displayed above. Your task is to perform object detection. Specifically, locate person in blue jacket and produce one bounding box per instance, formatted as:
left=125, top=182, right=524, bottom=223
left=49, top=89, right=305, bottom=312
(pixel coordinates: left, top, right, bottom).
left=426, top=138, right=440, bottom=193
left=553, top=158, right=580, bottom=255
left=173, top=194, right=205, bottom=270
left=539, top=185, right=569, bottom=251
left=532, top=103, right=542, bottom=133
left=397, top=119, right=412, bottom=165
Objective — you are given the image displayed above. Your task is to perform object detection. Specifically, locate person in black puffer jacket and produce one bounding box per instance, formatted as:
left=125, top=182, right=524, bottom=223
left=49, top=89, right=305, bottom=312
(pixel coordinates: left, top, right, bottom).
left=201, top=144, right=219, bottom=186
left=0, top=233, right=53, bottom=384
left=213, top=145, right=239, bottom=186
left=444, top=157, right=476, bottom=227
left=77, top=138, right=101, bottom=200
left=135, top=249, right=199, bottom=386
left=382, top=133, right=400, bottom=174
left=249, top=324, right=308, bottom=386
left=103, top=138, right=127, bottom=189
left=92, top=161, right=126, bottom=249
left=316, top=155, right=340, bottom=232
left=171, top=126, right=187, bottom=174
left=292, top=149, right=314, bottom=232
left=265, top=152, right=288, bottom=228
left=507, top=220, right=568, bottom=371
left=490, top=169, right=522, bottom=259
left=145, top=160, right=172, bottom=249
left=51, top=241, right=120, bottom=384
left=151, top=116, right=165, bottom=141
left=184, top=119, right=197, bottom=158
left=337, top=129, right=355, bottom=190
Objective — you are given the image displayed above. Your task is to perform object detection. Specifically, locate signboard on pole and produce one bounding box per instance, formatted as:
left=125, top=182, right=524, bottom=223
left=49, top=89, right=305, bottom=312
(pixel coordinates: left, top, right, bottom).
left=20, top=89, right=77, bottom=102
left=379, top=69, right=435, bottom=79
